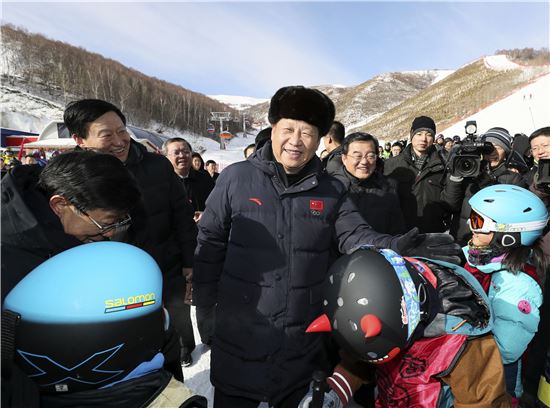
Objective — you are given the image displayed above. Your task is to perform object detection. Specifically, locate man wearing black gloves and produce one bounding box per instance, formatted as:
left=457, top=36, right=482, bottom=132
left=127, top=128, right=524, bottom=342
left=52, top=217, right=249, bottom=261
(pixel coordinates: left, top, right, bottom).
left=193, top=85, right=460, bottom=408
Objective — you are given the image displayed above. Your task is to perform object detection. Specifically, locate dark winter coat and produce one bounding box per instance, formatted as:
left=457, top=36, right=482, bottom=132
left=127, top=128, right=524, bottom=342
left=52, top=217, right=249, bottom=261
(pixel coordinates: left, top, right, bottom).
left=383, top=144, right=463, bottom=233
left=179, top=168, right=215, bottom=212
left=450, top=162, right=527, bottom=246
left=322, top=144, right=343, bottom=174
left=193, top=141, right=398, bottom=404
left=124, top=141, right=197, bottom=284
left=522, top=182, right=550, bottom=400
left=330, top=166, right=406, bottom=235
left=1, top=165, right=81, bottom=302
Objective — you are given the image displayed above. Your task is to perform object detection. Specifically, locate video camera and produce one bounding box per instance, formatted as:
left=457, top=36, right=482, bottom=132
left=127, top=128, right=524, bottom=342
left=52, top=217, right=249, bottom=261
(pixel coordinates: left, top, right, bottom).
left=536, top=159, right=550, bottom=193
left=446, top=120, right=494, bottom=178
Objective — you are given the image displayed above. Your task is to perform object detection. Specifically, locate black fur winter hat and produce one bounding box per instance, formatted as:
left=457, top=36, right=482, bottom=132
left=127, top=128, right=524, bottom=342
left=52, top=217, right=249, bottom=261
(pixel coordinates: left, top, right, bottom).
left=410, top=116, right=436, bottom=138
left=268, top=86, right=335, bottom=136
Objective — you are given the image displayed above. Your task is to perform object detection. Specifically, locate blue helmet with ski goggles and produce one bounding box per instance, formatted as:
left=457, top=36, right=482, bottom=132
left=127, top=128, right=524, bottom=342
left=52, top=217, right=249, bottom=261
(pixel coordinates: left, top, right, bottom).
left=468, top=184, right=548, bottom=246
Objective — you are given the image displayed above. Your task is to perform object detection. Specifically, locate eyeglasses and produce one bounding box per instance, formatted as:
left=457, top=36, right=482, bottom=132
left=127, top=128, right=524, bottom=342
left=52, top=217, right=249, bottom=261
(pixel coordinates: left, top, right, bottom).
left=531, top=144, right=550, bottom=154
left=468, top=208, right=547, bottom=234
left=348, top=152, right=378, bottom=163
left=168, top=149, right=192, bottom=157
left=75, top=207, right=132, bottom=235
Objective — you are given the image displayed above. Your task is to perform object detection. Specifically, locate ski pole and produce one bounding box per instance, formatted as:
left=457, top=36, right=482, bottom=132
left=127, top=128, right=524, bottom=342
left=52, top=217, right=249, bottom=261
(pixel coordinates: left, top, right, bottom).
left=310, top=370, right=327, bottom=408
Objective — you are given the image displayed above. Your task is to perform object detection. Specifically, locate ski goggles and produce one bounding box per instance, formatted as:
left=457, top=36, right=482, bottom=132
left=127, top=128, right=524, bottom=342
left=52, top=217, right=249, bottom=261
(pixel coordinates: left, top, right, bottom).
left=468, top=208, right=548, bottom=234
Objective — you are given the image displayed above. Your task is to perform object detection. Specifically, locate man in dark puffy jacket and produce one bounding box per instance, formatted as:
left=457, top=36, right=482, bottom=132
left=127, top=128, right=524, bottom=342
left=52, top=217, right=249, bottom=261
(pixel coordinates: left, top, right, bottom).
left=329, top=132, right=406, bottom=235
left=1, top=150, right=140, bottom=406
left=193, top=86, right=460, bottom=408
left=321, top=120, right=345, bottom=173
left=384, top=116, right=463, bottom=234
left=66, top=99, right=198, bottom=371
left=520, top=126, right=550, bottom=408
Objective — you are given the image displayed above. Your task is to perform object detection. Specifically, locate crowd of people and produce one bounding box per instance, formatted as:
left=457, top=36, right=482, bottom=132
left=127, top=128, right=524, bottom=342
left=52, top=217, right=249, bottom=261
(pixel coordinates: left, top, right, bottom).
left=1, top=86, right=549, bottom=408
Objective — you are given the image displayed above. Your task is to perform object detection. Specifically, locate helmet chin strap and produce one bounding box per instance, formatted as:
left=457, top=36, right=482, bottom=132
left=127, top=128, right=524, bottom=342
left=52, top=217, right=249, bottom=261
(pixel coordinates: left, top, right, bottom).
left=491, top=231, right=520, bottom=249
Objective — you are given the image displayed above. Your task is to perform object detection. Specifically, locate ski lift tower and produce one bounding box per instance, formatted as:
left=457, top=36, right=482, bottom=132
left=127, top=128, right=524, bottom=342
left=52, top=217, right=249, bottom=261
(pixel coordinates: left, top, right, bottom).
left=211, top=112, right=232, bottom=150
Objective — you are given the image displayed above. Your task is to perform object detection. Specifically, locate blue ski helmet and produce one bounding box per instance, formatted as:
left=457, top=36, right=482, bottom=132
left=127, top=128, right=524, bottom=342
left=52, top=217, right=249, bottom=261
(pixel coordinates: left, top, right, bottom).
left=468, top=184, right=548, bottom=246
left=2, top=242, right=164, bottom=394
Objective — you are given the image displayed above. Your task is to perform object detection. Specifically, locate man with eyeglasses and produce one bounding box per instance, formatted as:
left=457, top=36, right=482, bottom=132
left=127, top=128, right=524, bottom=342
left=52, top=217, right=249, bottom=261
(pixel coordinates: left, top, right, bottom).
left=522, top=126, right=550, bottom=408
left=527, top=126, right=550, bottom=185
left=1, top=150, right=140, bottom=302
left=163, top=138, right=215, bottom=224
left=163, top=137, right=215, bottom=349
left=65, top=99, right=198, bottom=370
left=330, top=132, right=406, bottom=236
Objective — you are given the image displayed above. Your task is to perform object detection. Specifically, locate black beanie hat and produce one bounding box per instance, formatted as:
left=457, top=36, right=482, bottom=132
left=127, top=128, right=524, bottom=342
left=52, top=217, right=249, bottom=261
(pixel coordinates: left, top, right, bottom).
left=410, top=116, right=436, bottom=138
left=268, top=86, right=335, bottom=136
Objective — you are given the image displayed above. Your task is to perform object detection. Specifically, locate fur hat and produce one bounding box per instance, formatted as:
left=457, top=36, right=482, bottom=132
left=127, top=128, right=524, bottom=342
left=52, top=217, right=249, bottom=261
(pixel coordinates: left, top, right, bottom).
left=482, top=127, right=512, bottom=154
left=410, top=116, right=436, bottom=138
left=268, top=86, right=335, bottom=136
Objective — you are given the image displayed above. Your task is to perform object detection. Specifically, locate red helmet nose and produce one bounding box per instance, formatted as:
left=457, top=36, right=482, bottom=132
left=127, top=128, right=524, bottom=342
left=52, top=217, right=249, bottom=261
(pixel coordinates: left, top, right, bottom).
left=305, top=314, right=332, bottom=333
left=360, top=314, right=382, bottom=338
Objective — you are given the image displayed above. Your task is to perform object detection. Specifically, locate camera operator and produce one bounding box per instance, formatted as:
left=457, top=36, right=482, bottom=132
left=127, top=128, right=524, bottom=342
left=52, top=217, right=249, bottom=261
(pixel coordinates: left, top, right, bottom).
left=384, top=116, right=463, bottom=233
left=449, top=127, right=527, bottom=245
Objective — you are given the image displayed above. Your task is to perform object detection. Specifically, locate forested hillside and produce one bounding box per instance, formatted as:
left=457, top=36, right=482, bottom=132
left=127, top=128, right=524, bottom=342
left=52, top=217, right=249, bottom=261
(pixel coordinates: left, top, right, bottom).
left=1, top=24, right=240, bottom=136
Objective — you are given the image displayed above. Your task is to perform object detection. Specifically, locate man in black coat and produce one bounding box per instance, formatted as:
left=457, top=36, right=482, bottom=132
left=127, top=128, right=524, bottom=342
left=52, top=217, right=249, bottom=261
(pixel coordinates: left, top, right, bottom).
left=66, top=99, right=198, bottom=368
left=321, top=120, right=345, bottom=173
left=193, top=86, right=460, bottom=408
left=205, top=160, right=220, bottom=182
left=1, top=150, right=140, bottom=302
left=163, top=137, right=215, bottom=221
left=1, top=150, right=141, bottom=406
left=521, top=127, right=550, bottom=408
left=329, top=132, right=406, bottom=235
left=384, top=116, right=463, bottom=234
left=163, top=137, right=216, bottom=347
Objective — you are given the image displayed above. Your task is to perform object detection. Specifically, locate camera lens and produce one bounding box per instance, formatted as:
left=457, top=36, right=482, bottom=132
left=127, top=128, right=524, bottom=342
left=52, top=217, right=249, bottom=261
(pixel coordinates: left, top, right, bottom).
left=459, top=159, right=474, bottom=172
left=454, top=156, right=480, bottom=177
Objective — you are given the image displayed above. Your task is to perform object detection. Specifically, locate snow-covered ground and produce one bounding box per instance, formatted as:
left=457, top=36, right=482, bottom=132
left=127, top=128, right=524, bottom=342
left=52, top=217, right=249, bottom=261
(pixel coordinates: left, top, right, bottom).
left=183, top=307, right=361, bottom=408
left=483, top=54, right=522, bottom=71
left=182, top=307, right=214, bottom=405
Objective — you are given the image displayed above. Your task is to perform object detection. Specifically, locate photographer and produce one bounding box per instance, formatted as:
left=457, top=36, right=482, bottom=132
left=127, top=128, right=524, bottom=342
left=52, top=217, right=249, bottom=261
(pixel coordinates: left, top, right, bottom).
left=449, top=127, right=527, bottom=245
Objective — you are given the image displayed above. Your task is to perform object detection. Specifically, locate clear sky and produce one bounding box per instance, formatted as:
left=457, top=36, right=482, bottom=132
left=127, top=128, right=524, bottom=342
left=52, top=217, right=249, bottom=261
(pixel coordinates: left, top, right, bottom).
left=2, top=1, right=549, bottom=98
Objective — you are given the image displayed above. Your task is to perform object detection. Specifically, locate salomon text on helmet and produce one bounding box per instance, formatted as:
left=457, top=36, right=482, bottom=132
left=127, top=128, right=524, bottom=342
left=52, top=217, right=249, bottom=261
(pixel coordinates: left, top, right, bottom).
left=2, top=242, right=164, bottom=393
left=468, top=184, right=549, bottom=246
